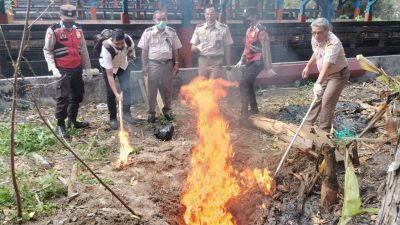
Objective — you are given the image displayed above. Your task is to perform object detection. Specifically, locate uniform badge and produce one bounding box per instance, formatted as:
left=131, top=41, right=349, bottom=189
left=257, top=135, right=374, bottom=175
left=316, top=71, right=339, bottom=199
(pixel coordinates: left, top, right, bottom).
left=76, top=31, right=81, bottom=39
left=46, top=32, right=52, bottom=39
left=60, top=31, right=67, bottom=40
left=251, top=31, right=256, bottom=38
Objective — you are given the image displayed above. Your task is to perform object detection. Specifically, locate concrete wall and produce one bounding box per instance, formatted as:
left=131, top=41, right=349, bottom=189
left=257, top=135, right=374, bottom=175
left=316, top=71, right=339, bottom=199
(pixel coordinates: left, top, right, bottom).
left=1, top=54, right=400, bottom=111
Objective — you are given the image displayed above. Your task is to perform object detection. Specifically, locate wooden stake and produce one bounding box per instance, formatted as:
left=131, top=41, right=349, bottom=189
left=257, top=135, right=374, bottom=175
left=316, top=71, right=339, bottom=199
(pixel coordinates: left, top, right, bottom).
left=320, top=144, right=339, bottom=213
left=118, top=92, right=123, bottom=130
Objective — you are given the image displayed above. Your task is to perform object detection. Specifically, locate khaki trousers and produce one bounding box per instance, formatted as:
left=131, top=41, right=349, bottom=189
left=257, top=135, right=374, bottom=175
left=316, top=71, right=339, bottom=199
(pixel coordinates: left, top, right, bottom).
left=147, top=60, right=173, bottom=115
left=305, top=68, right=350, bottom=131
left=198, top=55, right=224, bottom=79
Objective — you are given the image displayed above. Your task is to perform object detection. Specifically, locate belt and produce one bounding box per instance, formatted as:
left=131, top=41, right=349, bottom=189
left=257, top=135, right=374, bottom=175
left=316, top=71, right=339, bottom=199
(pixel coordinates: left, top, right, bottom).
left=328, top=66, right=348, bottom=76
left=149, top=59, right=172, bottom=64
left=199, top=55, right=223, bottom=59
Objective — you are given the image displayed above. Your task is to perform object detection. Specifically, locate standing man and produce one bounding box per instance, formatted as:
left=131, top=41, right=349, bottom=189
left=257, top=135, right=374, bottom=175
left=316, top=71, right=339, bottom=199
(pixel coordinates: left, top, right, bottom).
left=99, top=29, right=136, bottom=130
left=190, top=5, right=233, bottom=79
left=302, top=18, right=350, bottom=132
left=43, top=4, right=92, bottom=139
left=235, top=7, right=277, bottom=122
left=138, top=9, right=182, bottom=123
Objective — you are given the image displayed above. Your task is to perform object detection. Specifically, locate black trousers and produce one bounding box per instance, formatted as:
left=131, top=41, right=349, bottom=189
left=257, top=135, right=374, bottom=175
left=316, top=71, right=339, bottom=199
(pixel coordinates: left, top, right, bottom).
left=55, top=66, right=84, bottom=121
left=239, top=60, right=264, bottom=114
left=102, top=67, right=132, bottom=119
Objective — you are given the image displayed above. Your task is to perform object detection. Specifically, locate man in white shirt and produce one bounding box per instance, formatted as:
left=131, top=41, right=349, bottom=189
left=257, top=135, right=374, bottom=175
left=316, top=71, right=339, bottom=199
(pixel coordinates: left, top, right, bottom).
left=302, top=18, right=350, bottom=132
left=99, top=29, right=136, bottom=130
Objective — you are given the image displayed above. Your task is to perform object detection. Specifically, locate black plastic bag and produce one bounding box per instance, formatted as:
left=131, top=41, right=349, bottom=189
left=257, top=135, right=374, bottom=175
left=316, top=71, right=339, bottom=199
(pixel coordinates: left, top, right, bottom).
left=154, top=122, right=174, bottom=141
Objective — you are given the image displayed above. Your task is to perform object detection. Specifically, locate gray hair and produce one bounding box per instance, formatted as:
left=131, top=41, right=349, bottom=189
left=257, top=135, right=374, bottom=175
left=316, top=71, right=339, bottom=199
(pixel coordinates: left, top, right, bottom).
left=311, top=18, right=332, bottom=31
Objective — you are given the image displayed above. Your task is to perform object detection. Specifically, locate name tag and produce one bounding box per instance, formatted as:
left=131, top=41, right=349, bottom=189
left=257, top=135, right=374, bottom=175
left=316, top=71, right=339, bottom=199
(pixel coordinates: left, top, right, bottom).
left=76, top=31, right=81, bottom=39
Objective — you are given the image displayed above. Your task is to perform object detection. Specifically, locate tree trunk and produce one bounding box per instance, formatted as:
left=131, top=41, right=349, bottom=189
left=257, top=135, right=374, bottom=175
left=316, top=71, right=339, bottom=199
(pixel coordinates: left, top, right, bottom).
left=375, top=135, right=400, bottom=225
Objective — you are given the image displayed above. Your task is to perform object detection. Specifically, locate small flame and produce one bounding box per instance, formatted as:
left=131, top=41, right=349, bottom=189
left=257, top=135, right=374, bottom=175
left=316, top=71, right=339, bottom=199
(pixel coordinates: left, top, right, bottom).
left=116, top=129, right=133, bottom=168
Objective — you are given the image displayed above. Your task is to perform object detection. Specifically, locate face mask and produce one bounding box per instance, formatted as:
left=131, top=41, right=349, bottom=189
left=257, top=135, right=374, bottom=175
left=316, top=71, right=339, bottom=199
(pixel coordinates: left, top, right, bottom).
left=63, top=21, right=75, bottom=29
left=156, top=21, right=167, bottom=30
left=116, top=47, right=124, bottom=51
left=242, top=19, right=251, bottom=27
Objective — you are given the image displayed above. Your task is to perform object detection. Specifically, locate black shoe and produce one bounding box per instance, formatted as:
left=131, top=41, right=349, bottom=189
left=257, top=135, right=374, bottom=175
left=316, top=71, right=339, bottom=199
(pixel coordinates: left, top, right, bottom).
left=109, top=119, right=119, bottom=130
left=250, top=107, right=259, bottom=115
left=56, top=126, right=70, bottom=139
left=147, top=114, right=156, bottom=123
left=67, top=120, right=89, bottom=129
left=123, top=114, right=136, bottom=125
left=164, top=113, right=174, bottom=121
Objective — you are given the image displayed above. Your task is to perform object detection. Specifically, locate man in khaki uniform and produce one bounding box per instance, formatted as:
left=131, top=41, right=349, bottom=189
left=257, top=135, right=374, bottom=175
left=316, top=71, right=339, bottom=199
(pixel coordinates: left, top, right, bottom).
left=302, top=18, right=350, bottom=132
left=43, top=4, right=92, bottom=139
left=138, top=9, right=182, bottom=123
left=190, top=5, right=233, bottom=78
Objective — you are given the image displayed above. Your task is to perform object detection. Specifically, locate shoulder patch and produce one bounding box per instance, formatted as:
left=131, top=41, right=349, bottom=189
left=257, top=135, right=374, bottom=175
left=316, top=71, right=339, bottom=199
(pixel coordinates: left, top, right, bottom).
left=196, top=23, right=205, bottom=28
left=219, top=23, right=227, bottom=28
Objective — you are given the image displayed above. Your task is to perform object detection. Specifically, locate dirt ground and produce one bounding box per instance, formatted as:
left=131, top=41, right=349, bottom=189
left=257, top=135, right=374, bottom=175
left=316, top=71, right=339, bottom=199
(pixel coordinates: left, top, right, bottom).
left=0, top=80, right=396, bottom=225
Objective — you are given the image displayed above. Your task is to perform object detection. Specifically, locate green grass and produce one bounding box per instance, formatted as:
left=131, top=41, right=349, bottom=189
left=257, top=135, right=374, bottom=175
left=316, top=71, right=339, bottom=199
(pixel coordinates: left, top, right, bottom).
left=0, top=169, right=67, bottom=223
left=0, top=123, right=58, bottom=156
left=77, top=174, right=114, bottom=186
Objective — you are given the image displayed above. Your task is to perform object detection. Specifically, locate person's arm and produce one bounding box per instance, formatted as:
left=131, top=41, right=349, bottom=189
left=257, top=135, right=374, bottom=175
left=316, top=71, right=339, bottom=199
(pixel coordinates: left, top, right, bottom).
left=43, top=28, right=57, bottom=72
left=260, top=31, right=272, bottom=69
left=79, top=30, right=91, bottom=69
left=316, top=60, right=333, bottom=83
left=302, top=52, right=317, bottom=79
left=141, top=49, right=149, bottom=77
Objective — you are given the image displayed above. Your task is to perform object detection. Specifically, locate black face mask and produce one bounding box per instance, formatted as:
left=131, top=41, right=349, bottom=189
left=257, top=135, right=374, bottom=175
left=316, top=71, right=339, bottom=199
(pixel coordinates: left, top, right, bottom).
left=63, top=21, right=75, bottom=29
left=242, top=19, right=251, bottom=27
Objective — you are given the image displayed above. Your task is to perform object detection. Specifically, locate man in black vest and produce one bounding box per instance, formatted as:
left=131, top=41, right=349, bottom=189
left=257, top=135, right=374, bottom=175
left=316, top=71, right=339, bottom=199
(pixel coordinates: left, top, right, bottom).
left=99, top=29, right=136, bottom=130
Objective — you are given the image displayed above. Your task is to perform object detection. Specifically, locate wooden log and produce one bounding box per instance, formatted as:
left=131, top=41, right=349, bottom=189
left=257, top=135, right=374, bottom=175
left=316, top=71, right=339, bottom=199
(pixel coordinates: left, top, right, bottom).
left=375, top=135, right=400, bottom=225
left=320, top=144, right=339, bottom=213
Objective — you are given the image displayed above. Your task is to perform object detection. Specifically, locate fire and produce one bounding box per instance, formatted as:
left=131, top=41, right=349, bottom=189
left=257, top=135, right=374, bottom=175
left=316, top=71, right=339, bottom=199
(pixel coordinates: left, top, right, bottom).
left=116, top=128, right=133, bottom=168
left=180, top=77, right=274, bottom=225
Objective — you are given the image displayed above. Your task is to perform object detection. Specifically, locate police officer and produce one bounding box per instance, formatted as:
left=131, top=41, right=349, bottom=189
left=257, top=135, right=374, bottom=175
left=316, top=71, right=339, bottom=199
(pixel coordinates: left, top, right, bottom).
left=190, top=5, right=233, bottom=78
left=43, top=4, right=92, bottom=139
left=138, top=9, right=182, bottom=123
left=235, top=7, right=277, bottom=122
left=302, top=18, right=350, bottom=132
left=100, top=29, right=136, bottom=130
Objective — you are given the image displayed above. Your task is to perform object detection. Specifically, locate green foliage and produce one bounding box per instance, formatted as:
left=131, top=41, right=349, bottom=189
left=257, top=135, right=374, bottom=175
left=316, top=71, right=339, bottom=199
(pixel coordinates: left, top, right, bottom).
left=158, top=114, right=169, bottom=125
left=77, top=174, right=114, bottom=186
left=78, top=134, right=109, bottom=161
left=0, top=123, right=58, bottom=156
left=0, top=169, right=67, bottom=223
left=338, top=167, right=379, bottom=225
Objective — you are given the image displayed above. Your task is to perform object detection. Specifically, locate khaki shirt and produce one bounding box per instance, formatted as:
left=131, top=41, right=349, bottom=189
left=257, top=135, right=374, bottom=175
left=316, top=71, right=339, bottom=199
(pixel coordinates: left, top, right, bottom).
left=190, top=21, right=233, bottom=57
left=137, top=25, right=182, bottom=61
left=43, top=21, right=91, bottom=71
left=312, top=31, right=348, bottom=74
left=99, top=36, right=135, bottom=74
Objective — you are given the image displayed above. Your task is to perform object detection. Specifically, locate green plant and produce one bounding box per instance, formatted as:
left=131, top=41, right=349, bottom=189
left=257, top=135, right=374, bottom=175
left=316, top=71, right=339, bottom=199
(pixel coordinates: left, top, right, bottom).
left=338, top=167, right=379, bottom=225
left=0, top=169, right=66, bottom=223
left=77, top=174, right=114, bottom=186
left=0, top=123, right=58, bottom=156
left=158, top=114, right=169, bottom=125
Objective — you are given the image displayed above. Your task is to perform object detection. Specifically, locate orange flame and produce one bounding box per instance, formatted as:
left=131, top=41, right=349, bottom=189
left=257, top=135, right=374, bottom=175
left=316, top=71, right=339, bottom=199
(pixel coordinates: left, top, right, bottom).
left=116, top=129, right=133, bottom=168
left=180, top=77, right=273, bottom=225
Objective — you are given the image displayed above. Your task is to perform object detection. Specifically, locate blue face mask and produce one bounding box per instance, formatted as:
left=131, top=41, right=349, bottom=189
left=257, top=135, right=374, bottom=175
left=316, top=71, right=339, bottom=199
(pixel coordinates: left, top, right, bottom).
left=156, top=21, right=167, bottom=30
left=63, top=21, right=75, bottom=29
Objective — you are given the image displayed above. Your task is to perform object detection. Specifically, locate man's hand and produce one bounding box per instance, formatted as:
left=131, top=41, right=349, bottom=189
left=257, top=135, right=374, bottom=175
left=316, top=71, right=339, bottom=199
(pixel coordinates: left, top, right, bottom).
left=234, top=60, right=245, bottom=69
left=313, top=82, right=323, bottom=98
left=302, top=66, right=310, bottom=79
left=173, top=63, right=179, bottom=77
left=142, top=67, right=148, bottom=77
left=52, top=68, right=61, bottom=78
left=115, top=92, right=123, bottom=103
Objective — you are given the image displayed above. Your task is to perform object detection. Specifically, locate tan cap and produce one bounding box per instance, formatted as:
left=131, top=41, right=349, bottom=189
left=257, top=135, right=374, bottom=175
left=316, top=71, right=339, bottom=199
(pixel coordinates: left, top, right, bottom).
left=60, top=4, right=77, bottom=20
